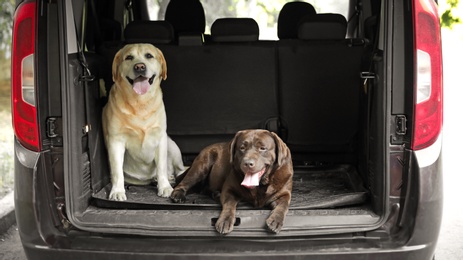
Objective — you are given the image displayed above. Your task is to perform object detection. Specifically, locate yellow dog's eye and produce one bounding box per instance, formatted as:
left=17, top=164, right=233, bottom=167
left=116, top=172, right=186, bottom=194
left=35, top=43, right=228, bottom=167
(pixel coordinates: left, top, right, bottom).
left=125, top=55, right=134, bottom=61
left=145, top=53, right=154, bottom=59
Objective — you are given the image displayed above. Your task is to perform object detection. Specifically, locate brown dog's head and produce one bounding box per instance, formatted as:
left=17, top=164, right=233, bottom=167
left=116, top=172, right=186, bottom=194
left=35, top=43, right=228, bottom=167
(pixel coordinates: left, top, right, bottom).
left=230, top=129, right=291, bottom=188
left=112, top=43, right=167, bottom=95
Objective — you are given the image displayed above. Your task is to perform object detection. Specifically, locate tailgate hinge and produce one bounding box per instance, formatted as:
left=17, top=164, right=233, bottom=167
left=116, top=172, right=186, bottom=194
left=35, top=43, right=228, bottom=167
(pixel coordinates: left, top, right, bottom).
left=395, top=115, right=407, bottom=135
left=391, top=115, right=408, bottom=145
left=44, top=117, right=63, bottom=147
left=57, top=202, right=73, bottom=232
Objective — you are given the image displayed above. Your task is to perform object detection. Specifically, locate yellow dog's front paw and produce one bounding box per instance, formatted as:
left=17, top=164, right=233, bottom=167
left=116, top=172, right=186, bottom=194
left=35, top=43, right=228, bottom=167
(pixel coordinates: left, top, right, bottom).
left=109, top=188, right=127, bottom=201
left=157, top=185, right=173, bottom=197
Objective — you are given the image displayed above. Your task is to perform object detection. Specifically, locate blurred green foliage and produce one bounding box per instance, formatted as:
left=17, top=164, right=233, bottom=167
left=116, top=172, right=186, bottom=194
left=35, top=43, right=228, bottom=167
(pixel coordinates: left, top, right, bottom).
left=0, top=0, right=14, bottom=60
left=441, top=0, right=461, bottom=28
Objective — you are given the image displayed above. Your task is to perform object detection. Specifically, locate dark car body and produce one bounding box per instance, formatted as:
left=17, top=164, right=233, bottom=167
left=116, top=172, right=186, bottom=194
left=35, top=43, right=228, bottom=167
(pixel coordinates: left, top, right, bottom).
left=12, top=0, right=443, bottom=259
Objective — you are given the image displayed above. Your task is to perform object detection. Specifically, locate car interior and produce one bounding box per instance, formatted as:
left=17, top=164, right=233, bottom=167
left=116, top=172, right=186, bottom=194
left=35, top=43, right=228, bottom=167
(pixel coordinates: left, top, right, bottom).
left=65, top=0, right=386, bottom=235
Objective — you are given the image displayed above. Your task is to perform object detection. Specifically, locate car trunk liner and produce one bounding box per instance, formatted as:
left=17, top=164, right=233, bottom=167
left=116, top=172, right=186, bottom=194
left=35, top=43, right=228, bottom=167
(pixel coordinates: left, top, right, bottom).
left=92, top=165, right=368, bottom=210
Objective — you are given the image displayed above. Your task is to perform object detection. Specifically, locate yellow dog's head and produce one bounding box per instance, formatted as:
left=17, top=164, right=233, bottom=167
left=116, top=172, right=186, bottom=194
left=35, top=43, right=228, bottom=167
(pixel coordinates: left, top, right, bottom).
left=112, top=43, right=167, bottom=95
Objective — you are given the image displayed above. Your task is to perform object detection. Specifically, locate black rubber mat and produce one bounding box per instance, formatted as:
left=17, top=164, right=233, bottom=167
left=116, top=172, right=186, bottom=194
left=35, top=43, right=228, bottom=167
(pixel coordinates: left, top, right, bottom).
left=92, top=165, right=368, bottom=210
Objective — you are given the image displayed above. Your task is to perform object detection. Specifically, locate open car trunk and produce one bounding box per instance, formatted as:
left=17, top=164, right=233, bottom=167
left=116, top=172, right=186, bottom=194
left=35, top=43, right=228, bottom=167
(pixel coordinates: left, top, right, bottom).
left=62, top=0, right=388, bottom=237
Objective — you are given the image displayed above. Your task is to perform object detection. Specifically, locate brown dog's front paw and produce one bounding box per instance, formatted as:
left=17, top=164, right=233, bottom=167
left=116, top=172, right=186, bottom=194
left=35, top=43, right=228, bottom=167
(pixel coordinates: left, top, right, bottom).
left=266, top=214, right=284, bottom=234
left=170, top=188, right=187, bottom=203
left=215, top=216, right=235, bottom=235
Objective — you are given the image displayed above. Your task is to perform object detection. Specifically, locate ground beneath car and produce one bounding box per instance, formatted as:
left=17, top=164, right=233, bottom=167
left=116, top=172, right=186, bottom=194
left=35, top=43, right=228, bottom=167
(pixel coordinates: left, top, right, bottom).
left=93, top=165, right=368, bottom=210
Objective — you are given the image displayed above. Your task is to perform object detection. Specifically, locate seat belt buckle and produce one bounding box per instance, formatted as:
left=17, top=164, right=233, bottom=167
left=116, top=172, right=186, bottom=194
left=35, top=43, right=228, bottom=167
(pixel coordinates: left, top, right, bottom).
left=361, top=72, right=375, bottom=93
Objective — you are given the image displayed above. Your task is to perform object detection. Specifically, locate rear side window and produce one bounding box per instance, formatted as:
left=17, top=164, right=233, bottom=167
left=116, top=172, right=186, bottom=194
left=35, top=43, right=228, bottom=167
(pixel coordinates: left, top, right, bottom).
left=146, top=0, right=349, bottom=40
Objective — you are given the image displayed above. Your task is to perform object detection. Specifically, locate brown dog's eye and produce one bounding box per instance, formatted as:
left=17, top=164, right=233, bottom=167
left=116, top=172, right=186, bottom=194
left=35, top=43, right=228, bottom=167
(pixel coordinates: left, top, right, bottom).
left=145, top=53, right=154, bottom=59
left=125, top=55, right=134, bottom=61
left=239, top=145, right=246, bottom=151
left=259, top=147, right=267, bottom=152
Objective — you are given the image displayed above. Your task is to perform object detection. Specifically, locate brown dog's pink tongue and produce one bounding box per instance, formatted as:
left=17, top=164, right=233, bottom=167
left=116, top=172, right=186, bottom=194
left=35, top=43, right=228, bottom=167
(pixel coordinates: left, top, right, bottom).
left=132, top=77, right=150, bottom=95
left=241, top=168, right=265, bottom=187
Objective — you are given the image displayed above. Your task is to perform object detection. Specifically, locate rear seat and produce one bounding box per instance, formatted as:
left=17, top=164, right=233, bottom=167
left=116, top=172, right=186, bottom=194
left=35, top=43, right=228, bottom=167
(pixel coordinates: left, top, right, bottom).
left=114, top=11, right=366, bottom=162
left=160, top=18, right=279, bottom=155
left=278, top=13, right=366, bottom=162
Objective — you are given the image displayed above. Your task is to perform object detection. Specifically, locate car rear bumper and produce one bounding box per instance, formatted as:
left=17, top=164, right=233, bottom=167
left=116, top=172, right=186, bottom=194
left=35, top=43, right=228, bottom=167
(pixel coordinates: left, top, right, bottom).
left=20, top=237, right=439, bottom=260
left=15, top=140, right=442, bottom=260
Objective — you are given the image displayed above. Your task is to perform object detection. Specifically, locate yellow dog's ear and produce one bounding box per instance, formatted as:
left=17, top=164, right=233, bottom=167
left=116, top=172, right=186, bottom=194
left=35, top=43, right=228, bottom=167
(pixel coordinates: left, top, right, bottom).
left=156, top=48, right=167, bottom=80
left=269, top=131, right=291, bottom=167
left=112, top=48, right=123, bottom=83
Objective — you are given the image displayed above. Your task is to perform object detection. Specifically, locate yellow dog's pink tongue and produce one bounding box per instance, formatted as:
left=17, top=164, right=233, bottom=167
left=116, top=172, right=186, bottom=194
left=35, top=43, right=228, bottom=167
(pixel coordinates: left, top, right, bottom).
left=241, top=168, right=265, bottom=188
left=133, top=77, right=150, bottom=95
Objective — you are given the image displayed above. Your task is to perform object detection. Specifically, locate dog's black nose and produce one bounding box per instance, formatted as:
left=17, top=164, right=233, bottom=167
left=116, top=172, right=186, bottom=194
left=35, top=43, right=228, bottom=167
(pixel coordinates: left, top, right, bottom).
left=134, top=63, right=146, bottom=72
left=243, top=159, right=255, bottom=168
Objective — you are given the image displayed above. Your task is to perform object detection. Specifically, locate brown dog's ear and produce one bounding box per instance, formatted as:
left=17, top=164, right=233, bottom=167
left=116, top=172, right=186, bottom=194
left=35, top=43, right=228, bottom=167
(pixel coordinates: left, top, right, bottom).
left=270, top=132, right=291, bottom=167
left=229, top=130, right=245, bottom=164
left=156, top=48, right=167, bottom=80
left=112, top=47, right=124, bottom=83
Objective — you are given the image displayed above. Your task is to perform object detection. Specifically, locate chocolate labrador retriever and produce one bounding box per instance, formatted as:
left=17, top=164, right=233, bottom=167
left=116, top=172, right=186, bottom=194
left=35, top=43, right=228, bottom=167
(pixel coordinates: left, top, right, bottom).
left=170, top=129, right=293, bottom=234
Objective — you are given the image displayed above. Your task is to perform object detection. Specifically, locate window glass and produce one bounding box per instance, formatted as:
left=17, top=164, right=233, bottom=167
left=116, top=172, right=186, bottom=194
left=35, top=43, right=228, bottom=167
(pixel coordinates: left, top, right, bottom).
left=147, top=0, right=349, bottom=40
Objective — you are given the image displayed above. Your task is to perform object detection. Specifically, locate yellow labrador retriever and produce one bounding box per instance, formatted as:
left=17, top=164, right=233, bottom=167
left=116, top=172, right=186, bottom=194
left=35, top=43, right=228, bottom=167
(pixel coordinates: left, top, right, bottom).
left=103, top=43, right=185, bottom=201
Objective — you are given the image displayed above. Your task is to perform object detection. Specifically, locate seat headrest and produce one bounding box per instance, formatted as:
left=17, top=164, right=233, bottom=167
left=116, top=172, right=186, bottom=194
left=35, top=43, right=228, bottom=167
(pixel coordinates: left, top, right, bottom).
left=211, top=18, right=259, bottom=42
left=165, top=0, right=206, bottom=37
left=298, top=14, right=347, bottom=40
left=124, top=20, right=174, bottom=44
left=278, top=1, right=316, bottom=39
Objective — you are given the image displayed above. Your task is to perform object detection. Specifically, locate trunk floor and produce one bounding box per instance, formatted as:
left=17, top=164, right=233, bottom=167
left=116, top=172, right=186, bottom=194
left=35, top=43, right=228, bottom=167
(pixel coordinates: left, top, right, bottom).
left=92, top=165, right=368, bottom=210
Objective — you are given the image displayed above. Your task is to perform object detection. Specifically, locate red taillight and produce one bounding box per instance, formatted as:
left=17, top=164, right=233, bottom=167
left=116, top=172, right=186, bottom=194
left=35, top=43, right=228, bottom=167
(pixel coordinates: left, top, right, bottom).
left=11, top=1, right=40, bottom=151
left=412, top=0, right=443, bottom=150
